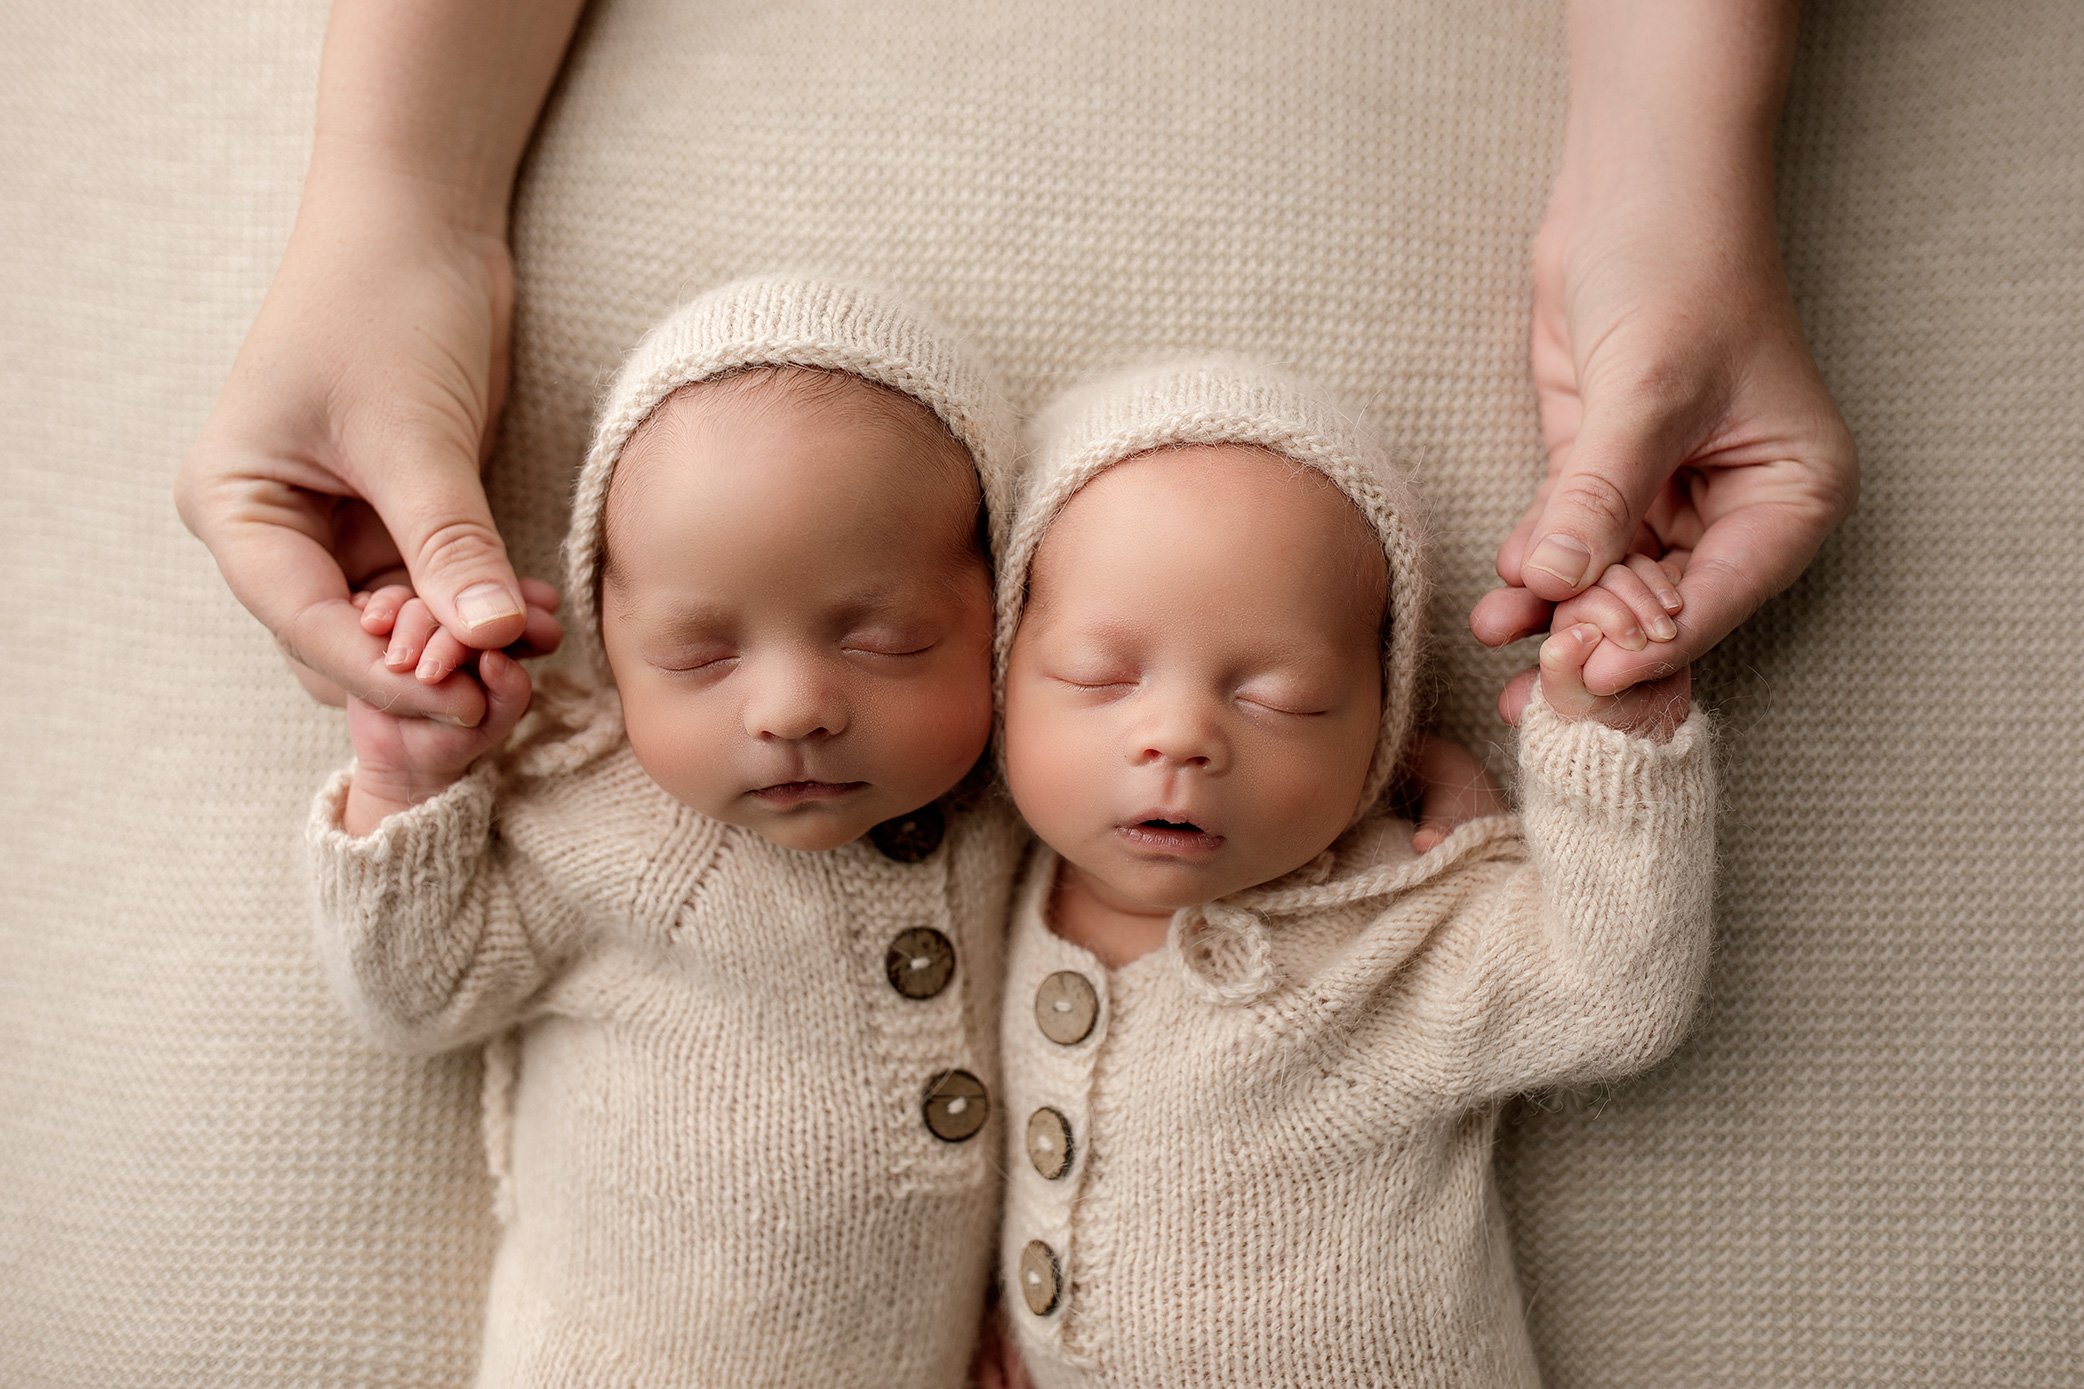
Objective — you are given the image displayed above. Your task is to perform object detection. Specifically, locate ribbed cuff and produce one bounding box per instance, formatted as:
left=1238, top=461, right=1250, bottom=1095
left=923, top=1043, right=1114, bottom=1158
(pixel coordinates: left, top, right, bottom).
left=1516, top=685, right=1714, bottom=828
left=307, top=758, right=501, bottom=911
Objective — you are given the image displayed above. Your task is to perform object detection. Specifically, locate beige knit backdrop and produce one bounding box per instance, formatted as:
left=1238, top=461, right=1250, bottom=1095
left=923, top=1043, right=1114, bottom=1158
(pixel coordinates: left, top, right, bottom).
left=2, top=2, right=2078, bottom=1385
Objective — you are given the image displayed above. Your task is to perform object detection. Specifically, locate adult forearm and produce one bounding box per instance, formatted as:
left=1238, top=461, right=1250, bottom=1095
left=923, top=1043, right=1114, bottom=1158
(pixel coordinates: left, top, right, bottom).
left=307, top=0, right=589, bottom=233
left=1560, top=0, right=1799, bottom=217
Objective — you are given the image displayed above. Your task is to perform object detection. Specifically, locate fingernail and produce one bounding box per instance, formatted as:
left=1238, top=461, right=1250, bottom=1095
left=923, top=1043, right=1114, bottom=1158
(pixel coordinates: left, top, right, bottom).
left=1526, top=535, right=1592, bottom=588
left=384, top=645, right=407, bottom=667
left=457, top=582, right=523, bottom=632
left=416, top=655, right=445, bottom=682
left=1572, top=623, right=1601, bottom=644
left=1648, top=613, right=1678, bottom=641
left=1659, top=590, right=1684, bottom=614
left=432, top=712, right=481, bottom=730
left=1616, top=627, right=1648, bottom=652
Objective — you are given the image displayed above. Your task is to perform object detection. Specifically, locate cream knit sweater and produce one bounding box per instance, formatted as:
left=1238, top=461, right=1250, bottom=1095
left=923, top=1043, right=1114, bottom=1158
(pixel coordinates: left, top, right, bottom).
left=992, top=361, right=1718, bottom=1386
left=307, top=277, right=1028, bottom=1387
left=312, top=734, right=1026, bottom=1386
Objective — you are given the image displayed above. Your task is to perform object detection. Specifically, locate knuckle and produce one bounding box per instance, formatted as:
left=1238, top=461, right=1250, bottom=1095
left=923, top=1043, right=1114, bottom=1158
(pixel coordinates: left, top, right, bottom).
left=411, top=517, right=506, bottom=579
left=1609, top=357, right=1694, bottom=418
left=1552, top=471, right=1634, bottom=534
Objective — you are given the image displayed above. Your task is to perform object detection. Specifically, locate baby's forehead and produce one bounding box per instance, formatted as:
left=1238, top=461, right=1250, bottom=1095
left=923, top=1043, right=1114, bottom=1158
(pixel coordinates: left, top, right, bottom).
left=600, top=364, right=985, bottom=584
left=1029, top=443, right=1387, bottom=624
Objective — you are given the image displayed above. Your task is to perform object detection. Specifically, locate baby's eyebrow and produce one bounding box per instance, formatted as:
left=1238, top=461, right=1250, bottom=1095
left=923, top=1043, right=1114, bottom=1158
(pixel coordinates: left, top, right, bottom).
left=645, top=582, right=930, bottom=638
left=648, top=602, right=735, bottom=639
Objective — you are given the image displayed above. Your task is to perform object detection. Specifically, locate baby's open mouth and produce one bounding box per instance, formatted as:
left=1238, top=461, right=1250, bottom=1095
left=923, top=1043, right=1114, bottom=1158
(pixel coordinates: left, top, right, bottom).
left=1118, top=816, right=1225, bottom=856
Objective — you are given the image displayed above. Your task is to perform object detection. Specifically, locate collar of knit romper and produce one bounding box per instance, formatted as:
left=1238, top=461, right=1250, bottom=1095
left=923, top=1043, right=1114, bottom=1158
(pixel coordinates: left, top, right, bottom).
left=994, top=358, right=1433, bottom=1006
left=559, top=273, right=1020, bottom=707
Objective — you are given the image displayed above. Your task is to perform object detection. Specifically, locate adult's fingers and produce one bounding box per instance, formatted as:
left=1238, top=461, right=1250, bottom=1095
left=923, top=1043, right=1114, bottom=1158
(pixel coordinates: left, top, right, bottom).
left=1468, top=584, right=1554, bottom=649
left=189, top=477, right=487, bottom=724
left=1496, top=665, right=1540, bottom=727
left=362, top=437, right=527, bottom=653
left=1516, top=376, right=1708, bottom=602
left=284, top=651, right=350, bottom=709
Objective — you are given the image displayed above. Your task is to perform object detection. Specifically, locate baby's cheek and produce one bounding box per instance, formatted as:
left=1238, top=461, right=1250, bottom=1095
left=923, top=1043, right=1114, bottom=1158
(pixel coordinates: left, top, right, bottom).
left=622, top=682, right=736, bottom=812
left=1003, top=698, right=1096, bottom=846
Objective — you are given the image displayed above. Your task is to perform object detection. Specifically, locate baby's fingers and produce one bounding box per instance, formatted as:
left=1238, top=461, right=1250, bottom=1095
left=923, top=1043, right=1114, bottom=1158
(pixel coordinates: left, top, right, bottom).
left=415, top=624, right=473, bottom=684
left=383, top=597, right=440, bottom=673
left=357, top=583, right=416, bottom=638
left=1590, top=559, right=1680, bottom=647
left=1625, top=552, right=1684, bottom=616
left=476, top=649, right=535, bottom=743
left=1538, top=622, right=1604, bottom=719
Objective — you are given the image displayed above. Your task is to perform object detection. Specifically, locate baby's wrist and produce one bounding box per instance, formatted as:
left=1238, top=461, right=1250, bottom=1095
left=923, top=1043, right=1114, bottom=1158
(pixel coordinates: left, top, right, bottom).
left=1576, top=691, right=1688, bottom=745
left=343, top=766, right=467, bottom=835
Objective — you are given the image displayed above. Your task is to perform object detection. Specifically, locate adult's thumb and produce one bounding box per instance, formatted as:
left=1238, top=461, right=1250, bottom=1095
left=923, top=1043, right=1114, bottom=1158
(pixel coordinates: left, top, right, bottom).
left=1520, top=386, right=1692, bottom=602
left=368, top=448, right=526, bottom=651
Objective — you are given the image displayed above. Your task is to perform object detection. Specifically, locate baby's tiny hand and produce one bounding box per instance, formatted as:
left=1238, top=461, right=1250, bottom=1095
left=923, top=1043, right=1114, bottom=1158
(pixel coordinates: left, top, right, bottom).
left=1406, top=733, right=1510, bottom=854
left=342, top=649, right=536, bottom=832
left=357, top=576, right=564, bottom=683
left=1548, top=548, right=1689, bottom=655
left=1538, top=620, right=1691, bottom=743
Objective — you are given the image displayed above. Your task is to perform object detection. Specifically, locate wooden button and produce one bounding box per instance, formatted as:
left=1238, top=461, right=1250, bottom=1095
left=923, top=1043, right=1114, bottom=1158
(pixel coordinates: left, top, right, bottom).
left=1026, top=1107, right=1074, bottom=1180
left=870, top=803, right=945, bottom=862
left=921, top=1068, right=989, bottom=1143
left=884, top=927, right=955, bottom=999
left=1020, top=1239, right=1062, bottom=1316
left=1034, top=970, right=1098, bottom=1045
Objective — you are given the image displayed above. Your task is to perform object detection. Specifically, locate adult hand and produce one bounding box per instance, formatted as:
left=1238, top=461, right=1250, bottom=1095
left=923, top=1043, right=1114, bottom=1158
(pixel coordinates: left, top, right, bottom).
left=1471, top=0, right=1858, bottom=714
left=1470, top=172, right=1858, bottom=710
left=175, top=165, right=526, bottom=724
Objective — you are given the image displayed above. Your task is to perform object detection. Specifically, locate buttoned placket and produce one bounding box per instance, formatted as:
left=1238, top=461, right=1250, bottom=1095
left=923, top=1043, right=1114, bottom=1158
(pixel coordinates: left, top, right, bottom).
left=1006, top=859, right=1112, bottom=1329
left=857, top=805, right=994, bottom=1176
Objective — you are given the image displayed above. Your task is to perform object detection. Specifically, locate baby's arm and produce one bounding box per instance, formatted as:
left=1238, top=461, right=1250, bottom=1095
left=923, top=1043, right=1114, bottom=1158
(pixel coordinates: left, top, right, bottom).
left=312, top=582, right=578, bottom=1053
left=1373, top=627, right=1713, bottom=1108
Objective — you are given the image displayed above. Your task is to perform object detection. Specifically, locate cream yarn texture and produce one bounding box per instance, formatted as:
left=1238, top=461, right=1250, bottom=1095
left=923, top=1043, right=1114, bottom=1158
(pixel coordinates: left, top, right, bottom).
left=3, top=1, right=2079, bottom=1385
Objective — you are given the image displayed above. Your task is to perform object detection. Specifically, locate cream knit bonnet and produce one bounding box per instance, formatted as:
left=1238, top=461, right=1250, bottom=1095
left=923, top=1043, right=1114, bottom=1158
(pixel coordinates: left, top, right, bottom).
left=561, top=274, right=1020, bottom=689
left=994, top=358, right=1431, bottom=827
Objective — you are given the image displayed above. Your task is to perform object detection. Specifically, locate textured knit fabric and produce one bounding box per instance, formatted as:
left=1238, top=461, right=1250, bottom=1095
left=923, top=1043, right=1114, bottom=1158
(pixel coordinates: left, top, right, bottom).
left=304, top=279, right=1027, bottom=1386
left=992, top=370, right=1718, bottom=1385
left=5, top=3, right=2082, bottom=1386
left=1001, top=687, right=1713, bottom=1388
left=309, top=738, right=1026, bottom=1387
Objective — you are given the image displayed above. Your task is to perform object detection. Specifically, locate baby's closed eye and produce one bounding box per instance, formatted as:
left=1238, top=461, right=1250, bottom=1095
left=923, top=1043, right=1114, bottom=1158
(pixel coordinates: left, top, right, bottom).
left=1236, top=686, right=1328, bottom=716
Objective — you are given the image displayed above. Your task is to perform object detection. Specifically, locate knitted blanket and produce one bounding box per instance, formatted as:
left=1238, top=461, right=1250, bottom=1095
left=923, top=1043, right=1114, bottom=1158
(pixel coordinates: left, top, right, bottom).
left=1, top=1, right=2077, bottom=1383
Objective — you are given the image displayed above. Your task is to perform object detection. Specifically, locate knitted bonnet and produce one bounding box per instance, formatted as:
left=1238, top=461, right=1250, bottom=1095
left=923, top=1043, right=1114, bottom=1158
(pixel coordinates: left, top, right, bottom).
left=994, top=359, right=1431, bottom=827
left=561, top=274, right=1020, bottom=688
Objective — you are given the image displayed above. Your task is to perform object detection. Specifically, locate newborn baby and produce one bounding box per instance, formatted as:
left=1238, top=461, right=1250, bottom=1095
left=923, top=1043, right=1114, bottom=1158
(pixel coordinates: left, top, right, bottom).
left=988, top=361, right=1715, bottom=1387
left=309, top=276, right=1026, bottom=1388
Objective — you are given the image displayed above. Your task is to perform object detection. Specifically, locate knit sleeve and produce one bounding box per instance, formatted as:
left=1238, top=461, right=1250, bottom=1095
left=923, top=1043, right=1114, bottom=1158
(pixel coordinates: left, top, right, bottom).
left=1398, top=687, right=1718, bottom=1107
left=306, top=758, right=587, bottom=1055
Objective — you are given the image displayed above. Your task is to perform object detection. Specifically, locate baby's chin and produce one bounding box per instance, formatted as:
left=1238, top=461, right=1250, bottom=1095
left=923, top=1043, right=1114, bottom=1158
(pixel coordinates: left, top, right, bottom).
left=1075, top=859, right=1253, bottom=917
left=1077, top=843, right=1337, bottom=915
